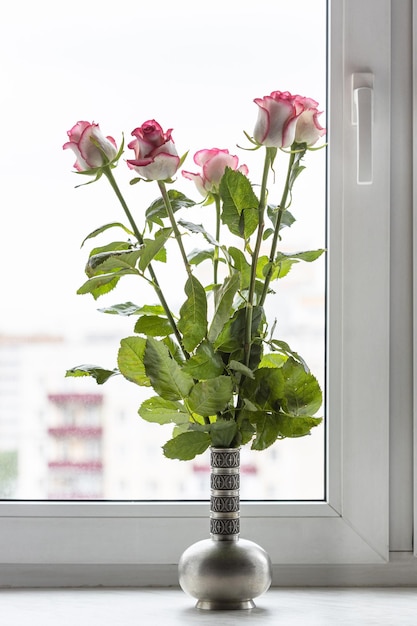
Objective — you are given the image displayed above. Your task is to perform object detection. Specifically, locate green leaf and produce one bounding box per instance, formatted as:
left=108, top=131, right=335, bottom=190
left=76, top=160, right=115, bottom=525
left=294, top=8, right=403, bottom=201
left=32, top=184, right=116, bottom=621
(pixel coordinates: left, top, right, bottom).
left=228, top=247, right=251, bottom=290
left=81, top=222, right=134, bottom=247
left=188, top=376, right=233, bottom=417
left=281, top=358, right=322, bottom=416
left=256, top=255, right=270, bottom=279
left=187, top=248, right=215, bottom=265
left=289, top=151, right=307, bottom=190
left=210, top=419, right=238, bottom=448
left=219, top=168, right=258, bottom=214
left=146, top=190, right=196, bottom=226
left=280, top=209, right=296, bottom=229
left=139, top=396, right=189, bottom=425
left=219, top=168, right=259, bottom=238
left=214, top=306, right=264, bottom=352
left=144, top=337, right=194, bottom=400
left=277, top=413, right=322, bottom=438
left=178, top=150, right=189, bottom=169
left=65, top=364, right=118, bottom=384
left=238, top=418, right=256, bottom=445
left=269, top=339, right=309, bottom=372
left=259, top=353, right=287, bottom=368
left=86, top=250, right=141, bottom=277
left=138, top=304, right=166, bottom=315
left=177, top=275, right=208, bottom=352
left=98, top=302, right=165, bottom=316
left=276, top=249, right=325, bottom=264
left=208, top=273, right=240, bottom=342
left=267, top=205, right=296, bottom=231
left=243, top=367, right=285, bottom=411
left=262, top=249, right=324, bottom=281
left=177, top=219, right=219, bottom=246
left=182, top=341, right=224, bottom=379
left=228, top=359, right=255, bottom=379
left=76, top=272, right=125, bottom=299
left=163, top=431, right=211, bottom=460
left=134, top=315, right=173, bottom=337
left=139, top=227, right=172, bottom=272
left=162, top=336, right=186, bottom=364
left=242, top=208, right=259, bottom=239
left=250, top=412, right=281, bottom=450
left=172, top=422, right=190, bottom=438
left=267, top=258, right=293, bottom=279
left=89, top=241, right=132, bottom=257
left=117, top=336, right=150, bottom=387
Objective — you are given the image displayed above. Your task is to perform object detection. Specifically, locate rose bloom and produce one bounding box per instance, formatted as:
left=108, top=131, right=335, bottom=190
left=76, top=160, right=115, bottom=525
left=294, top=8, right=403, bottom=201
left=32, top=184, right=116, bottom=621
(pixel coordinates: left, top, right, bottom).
left=63, top=121, right=117, bottom=171
left=253, top=91, right=325, bottom=148
left=182, top=148, right=248, bottom=196
left=127, top=120, right=180, bottom=181
left=294, top=97, right=326, bottom=146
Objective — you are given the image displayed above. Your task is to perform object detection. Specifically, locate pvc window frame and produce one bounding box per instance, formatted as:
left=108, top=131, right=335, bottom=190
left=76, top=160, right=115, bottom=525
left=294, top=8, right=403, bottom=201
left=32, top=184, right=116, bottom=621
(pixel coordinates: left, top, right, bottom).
left=1, top=0, right=415, bottom=587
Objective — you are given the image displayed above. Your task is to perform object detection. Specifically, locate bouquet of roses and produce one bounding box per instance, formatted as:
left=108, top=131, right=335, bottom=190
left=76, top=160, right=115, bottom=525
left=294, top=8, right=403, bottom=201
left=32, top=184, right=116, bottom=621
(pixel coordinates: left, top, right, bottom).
left=64, top=90, right=326, bottom=461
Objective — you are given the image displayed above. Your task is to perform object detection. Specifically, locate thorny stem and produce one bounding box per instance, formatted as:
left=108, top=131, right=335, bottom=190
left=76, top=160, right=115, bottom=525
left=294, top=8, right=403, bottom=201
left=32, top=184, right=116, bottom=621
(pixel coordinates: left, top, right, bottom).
left=259, top=148, right=296, bottom=307
left=213, top=193, right=221, bottom=287
left=158, top=180, right=193, bottom=280
left=103, top=168, right=189, bottom=358
left=244, top=148, right=271, bottom=368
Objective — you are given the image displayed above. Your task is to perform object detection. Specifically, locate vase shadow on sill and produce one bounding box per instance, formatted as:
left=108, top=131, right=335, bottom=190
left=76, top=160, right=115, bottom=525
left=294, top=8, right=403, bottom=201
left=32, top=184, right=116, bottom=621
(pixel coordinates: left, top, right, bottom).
left=179, top=605, right=272, bottom=619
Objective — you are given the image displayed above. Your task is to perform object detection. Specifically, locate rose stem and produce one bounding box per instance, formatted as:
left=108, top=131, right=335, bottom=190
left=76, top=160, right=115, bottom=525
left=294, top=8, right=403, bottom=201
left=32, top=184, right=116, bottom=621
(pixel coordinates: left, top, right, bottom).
left=259, top=148, right=296, bottom=307
left=244, top=148, right=271, bottom=368
left=157, top=181, right=193, bottom=280
left=103, top=167, right=189, bottom=358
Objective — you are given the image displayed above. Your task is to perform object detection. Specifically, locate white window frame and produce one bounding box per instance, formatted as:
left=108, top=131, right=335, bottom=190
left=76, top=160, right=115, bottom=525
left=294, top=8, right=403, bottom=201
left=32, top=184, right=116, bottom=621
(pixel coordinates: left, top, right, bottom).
left=1, top=0, right=416, bottom=587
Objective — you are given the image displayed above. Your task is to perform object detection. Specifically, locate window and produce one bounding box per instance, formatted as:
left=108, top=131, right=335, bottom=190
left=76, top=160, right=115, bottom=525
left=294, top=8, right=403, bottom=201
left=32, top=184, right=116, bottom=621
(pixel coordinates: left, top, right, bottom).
left=0, top=0, right=326, bottom=501
left=1, top=0, right=415, bottom=586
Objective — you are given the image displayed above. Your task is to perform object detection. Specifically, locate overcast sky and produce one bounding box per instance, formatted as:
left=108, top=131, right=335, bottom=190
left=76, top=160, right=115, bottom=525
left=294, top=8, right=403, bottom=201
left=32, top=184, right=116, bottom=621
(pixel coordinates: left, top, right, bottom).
left=0, top=0, right=326, bottom=336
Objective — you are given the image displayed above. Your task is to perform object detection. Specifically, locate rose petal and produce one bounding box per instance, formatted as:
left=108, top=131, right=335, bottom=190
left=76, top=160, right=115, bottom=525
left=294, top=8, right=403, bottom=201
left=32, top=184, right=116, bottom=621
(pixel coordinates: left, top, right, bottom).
left=182, top=171, right=207, bottom=196
left=127, top=153, right=180, bottom=181
left=203, top=153, right=239, bottom=188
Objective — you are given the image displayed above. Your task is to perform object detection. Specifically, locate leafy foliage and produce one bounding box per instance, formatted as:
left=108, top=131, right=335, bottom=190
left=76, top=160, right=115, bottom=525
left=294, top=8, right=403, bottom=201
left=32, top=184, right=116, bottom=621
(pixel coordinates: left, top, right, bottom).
left=65, top=364, right=119, bottom=384
left=146, top=190, right=195, bottom=227
left=178, top=276, right=207, bottom=352
left=69, top=140, right=324, bottom=461
left=220, top=168, right=259, bottom=239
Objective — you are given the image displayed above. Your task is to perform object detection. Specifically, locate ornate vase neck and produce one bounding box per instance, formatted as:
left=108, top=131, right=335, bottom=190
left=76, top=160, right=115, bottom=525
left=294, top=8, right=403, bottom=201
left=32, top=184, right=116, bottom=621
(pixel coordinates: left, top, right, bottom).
left=210, top=447, right=240, bottom=541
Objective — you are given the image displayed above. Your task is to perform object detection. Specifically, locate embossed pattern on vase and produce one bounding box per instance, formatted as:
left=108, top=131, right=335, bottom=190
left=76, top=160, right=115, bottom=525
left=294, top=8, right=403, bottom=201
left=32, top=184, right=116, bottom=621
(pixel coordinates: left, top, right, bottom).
left=210, top=448, right=240, bottom=540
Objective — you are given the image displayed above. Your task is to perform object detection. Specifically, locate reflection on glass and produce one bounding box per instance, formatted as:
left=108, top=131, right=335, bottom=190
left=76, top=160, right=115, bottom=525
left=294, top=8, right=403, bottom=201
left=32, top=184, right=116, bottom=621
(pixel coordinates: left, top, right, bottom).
left=0, top=0, right=326, bottom=500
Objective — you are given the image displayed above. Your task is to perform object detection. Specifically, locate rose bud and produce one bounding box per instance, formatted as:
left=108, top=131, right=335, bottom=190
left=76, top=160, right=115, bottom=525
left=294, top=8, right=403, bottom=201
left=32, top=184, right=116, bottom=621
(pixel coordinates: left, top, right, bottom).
left=127, top=120, right=180, bottom=181
left=182, top=148, right=248, bottom=196
left=253, top=91, right=326, bottom=149
left=63, top=121, right=117, bottom=171
left=293, top=96, right=326, bottom=146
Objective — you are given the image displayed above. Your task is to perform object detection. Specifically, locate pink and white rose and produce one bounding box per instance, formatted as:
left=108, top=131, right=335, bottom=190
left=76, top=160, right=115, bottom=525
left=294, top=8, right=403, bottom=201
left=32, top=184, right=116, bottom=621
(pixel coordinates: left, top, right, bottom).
left=63, top=121, right=117, bottom=171
left=253, top=91, right=325, bottom=148
left=182, top=148, right=248, bottom=196
left=127, top=120, right=180, bottom=181
left=293, top=97, right=326, bottom=146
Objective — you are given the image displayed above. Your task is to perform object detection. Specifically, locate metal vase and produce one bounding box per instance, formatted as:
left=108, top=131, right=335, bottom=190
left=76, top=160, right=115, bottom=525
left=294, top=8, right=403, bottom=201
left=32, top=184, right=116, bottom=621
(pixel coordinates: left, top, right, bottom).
left=178, top=447, right=272, bottom=610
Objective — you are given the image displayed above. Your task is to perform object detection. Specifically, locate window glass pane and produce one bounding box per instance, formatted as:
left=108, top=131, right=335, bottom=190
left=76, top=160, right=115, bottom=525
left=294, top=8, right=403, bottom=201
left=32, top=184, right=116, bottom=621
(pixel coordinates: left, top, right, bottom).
left=0, top=0, right=326, bottom=500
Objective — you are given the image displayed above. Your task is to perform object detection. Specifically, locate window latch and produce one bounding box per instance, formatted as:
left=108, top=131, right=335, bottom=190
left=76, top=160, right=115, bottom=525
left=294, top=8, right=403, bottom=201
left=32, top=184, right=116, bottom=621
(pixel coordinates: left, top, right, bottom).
left=352, top=73, right=374, bottom=185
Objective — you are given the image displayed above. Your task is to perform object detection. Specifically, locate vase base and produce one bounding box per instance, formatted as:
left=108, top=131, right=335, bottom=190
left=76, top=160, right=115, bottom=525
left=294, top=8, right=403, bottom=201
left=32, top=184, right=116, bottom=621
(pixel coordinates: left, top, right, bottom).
left=179, top=537, right=272, bottom=610
left=196, top=599, right=255, bottom=611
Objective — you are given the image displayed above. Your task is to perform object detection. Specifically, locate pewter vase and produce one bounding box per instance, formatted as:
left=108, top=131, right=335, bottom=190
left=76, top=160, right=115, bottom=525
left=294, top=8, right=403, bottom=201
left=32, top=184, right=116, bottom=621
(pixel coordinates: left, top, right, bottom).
left=178, top=447, right=272, bottom=610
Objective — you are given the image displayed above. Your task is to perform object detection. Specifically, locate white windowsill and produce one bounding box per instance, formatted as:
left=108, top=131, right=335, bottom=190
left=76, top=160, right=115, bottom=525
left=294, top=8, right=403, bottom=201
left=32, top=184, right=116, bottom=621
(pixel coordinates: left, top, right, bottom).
left=3, top=587, right=417, bottom=626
